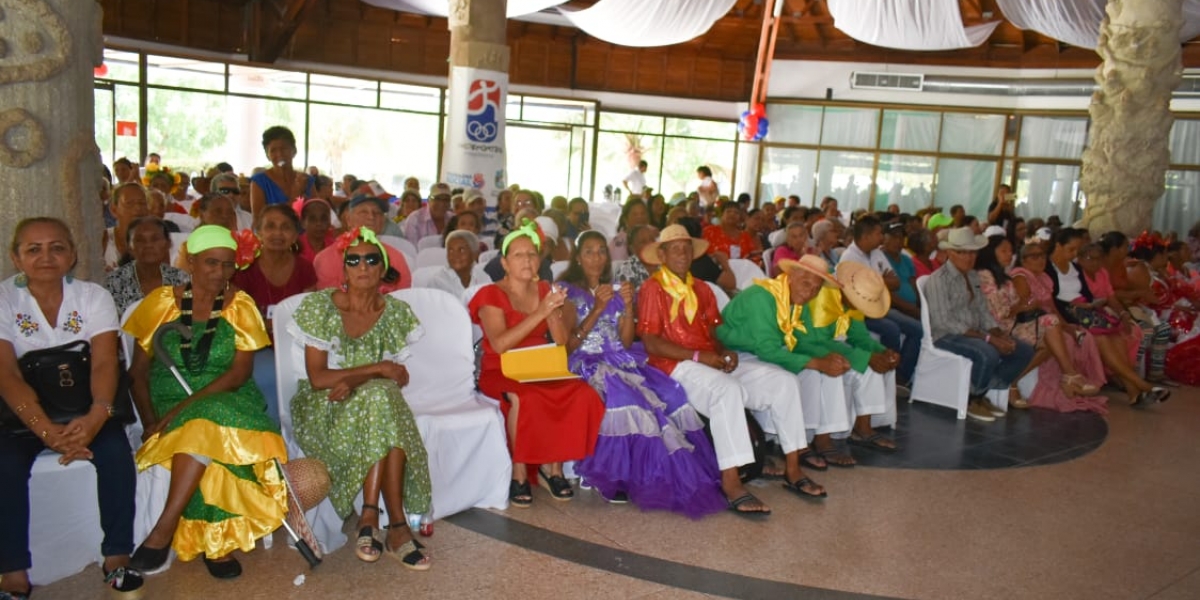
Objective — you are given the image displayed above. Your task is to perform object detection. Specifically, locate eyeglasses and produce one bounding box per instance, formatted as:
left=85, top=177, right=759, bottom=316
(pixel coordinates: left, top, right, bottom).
left=344, top=253, right=383, bottom=267
left=217, top=187, right=240, bottom=195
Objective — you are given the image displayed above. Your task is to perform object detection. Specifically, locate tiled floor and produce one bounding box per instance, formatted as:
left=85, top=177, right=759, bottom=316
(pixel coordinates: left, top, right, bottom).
left=31, top=386, right=1200, bottom=599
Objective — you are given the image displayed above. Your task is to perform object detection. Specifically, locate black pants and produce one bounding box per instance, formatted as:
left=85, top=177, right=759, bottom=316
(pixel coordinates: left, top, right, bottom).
left=0, top=421, right=136, bottom=573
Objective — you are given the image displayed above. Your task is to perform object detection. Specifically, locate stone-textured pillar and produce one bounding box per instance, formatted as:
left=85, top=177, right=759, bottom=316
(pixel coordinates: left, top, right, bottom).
left=1079, top=0, right=1183, bottom=235
left=0, top=0, right=103, bottom=280
left=441, top=0, right=508, bottom=211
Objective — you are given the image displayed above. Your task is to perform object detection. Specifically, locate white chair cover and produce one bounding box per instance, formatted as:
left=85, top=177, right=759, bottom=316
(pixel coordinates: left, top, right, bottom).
left=550, top=260, right=569, bottom=280
left=478, top=248, right=500, bottom=265
left=273, top=289, right=510, bottom=554
left=911, top=276, right=974, bottom=419
left=763, top=247, right=777, bottom=277
left=168, top=231, right=188, bottom=266
left=417, top=235, right=444, bottom=251
left=706, top=280, right=731, bottom=311
left=410, top=265, right=444, bottom=290
left=728, top=258, right=766, bottom=291
left=416, top=247, right=449, bottom=269
left=827, top=0, right=1001, bottom=51
left=162, top=212, right=197, bottom=233
left=379, top=235, right=417, bottom=268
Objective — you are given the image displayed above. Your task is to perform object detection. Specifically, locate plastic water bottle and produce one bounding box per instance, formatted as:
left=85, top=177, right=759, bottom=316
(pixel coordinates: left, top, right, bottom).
left=418, top=514, right=433, bottom=537
left=405, top=512, right=421, bottom=532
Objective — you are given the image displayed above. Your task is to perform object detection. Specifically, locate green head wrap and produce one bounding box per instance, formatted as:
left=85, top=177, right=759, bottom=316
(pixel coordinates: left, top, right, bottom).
left=927, top=213, right=954, bottom=230
left=501, top=219, right=542, bottom=256
left=187, top=225, right=237, bottom=255
left=339, top=226, right=390, bottom=272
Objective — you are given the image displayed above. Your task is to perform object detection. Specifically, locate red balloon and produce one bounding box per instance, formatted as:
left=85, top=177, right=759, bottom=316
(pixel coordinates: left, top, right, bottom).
left=94, top=64, right=109, bottom=77
left=751, top=103, right=766, bottom=117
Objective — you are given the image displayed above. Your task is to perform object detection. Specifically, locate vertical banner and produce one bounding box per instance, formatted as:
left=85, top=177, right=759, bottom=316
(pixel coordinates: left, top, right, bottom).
left=442, top=66, right=508, bottom=213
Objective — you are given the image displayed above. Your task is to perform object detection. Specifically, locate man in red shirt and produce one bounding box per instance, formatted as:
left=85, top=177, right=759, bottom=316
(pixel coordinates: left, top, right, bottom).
left=638, top=225, right=817, bottom=517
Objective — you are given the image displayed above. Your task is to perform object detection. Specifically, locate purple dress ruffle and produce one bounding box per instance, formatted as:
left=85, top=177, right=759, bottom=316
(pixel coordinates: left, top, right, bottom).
left=564, top=283, right=726, bottom=519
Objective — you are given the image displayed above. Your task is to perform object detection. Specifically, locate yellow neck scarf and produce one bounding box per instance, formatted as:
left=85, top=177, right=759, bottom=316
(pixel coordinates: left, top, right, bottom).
left=753, top=274, right=807, bottom=350
left=810, top=286, right=864, bottom=339
left=653, top=267, right=699, bottom=323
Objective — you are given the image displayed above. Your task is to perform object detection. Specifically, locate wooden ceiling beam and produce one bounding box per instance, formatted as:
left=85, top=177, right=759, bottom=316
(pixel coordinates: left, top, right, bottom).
left=248, top=0, right=319, bottom=63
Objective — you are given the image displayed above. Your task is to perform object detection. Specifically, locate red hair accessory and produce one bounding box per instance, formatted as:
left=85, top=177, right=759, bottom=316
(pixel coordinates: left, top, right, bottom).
left=233, top=229, right=261, bottom=270
left=1131, top=231, right=1167, bottom=253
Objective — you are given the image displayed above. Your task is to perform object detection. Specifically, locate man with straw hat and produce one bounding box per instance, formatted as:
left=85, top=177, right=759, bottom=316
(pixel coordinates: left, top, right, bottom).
left=719, top=256, right=898, bottom=472
left=638, top=225, right=815, bottom=515
left=924, top=227, right=1035, bottom=422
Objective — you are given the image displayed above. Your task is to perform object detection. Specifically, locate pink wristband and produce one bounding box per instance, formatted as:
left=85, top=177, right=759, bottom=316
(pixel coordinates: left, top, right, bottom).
left=692, top=350, right=701, bottom=362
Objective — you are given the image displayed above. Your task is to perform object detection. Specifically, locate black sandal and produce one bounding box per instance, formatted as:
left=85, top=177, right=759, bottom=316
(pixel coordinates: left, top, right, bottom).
left=355, top=504, right=383, bottom=562
left=782, top=477, right=828, bottom=500
left=799, top=451, right=828, bottom=471
left=384, top=523, right=431, bottom=571
left=847, top=432, right=898, bottom=454
left=726, top=493, right=771, bottom=518
left=509, top=479, right=533, bottom=508
left=537, top=468, right=574, bottom=501
left=129, top=543, right=171, bottom=574
left=202, top=556, right=242, bottom=580
left=813, top=446, right=856, bottom=468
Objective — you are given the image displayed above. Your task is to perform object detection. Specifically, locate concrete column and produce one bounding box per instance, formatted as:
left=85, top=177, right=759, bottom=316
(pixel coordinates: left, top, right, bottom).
left=1080, top=0, right=1183, bottom=235
left=0, top=0, right=104, bottom=280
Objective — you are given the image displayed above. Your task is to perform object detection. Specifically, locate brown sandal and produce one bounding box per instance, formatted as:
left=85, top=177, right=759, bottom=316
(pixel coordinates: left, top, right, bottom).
left=1009, top=385, right=1030, bottom=409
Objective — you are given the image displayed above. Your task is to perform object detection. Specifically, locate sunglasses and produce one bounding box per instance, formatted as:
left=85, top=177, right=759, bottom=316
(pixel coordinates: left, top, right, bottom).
left=217, top=187, right=241, bottom=195
left=344, top=253, right=383, bottom=267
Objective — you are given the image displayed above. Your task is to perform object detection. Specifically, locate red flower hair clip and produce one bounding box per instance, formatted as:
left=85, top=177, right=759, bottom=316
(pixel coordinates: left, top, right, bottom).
left=233, top=228, right=261, bottom=270
left=1131, top=230, right=1167, bottom=253
left=334, top=227, right=365, bottom=254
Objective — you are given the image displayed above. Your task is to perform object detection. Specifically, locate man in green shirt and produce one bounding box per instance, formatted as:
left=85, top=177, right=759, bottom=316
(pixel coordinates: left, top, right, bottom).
left=718, top=256, right=900, bottom=470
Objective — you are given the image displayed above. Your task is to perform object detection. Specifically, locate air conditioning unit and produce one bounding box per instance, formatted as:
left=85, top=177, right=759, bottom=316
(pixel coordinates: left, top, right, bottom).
left=851, top=72, right=924, bottom=91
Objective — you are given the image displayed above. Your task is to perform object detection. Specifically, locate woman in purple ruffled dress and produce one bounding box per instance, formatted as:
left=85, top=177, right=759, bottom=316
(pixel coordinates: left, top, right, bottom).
left=558, top=231, right=726, bottom=518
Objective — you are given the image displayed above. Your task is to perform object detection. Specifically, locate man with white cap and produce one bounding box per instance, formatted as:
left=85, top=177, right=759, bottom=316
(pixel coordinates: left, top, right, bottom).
left=719, top=256, right=898, bottom=469
left=639, top=225, right=824, bottom=515
left=924, top=227, right=1035, bottom=422
left=403, top=182, right=454, bottom=242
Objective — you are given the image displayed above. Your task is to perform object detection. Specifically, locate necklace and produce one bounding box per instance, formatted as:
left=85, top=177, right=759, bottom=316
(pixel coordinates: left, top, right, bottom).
left=180, top=283, right=225, bottom=372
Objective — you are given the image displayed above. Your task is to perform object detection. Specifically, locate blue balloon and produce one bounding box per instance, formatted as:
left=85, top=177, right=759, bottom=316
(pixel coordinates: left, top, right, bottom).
left=755, top=118, right=769, bottom=141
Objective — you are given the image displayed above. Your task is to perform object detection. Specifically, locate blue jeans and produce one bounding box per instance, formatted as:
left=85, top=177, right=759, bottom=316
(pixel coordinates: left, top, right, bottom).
left=865, top=309, right=923, bottom=385
left=0, top=422, right=136, bottom=572
left=253, top=348, right=280, bottom=426
left=934, top=334, right=1036, bottom=396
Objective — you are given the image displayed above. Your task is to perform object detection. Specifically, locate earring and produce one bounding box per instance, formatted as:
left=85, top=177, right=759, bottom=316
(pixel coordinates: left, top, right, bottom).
left=14, top=272, right=27, bottom=288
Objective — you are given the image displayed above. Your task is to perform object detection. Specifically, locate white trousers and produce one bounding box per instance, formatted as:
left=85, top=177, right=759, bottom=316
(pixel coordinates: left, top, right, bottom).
left=797, top=368, right=889, bottom=436
left=671, top=358, right=807, bottom=471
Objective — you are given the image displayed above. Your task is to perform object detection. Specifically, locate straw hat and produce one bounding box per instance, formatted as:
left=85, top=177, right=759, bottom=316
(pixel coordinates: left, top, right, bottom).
left=777, top=255, right=839, bottom=288
left=835, top=262, right=891, bottom=319
left=939, top=227, right=988, bottom=251
left=282, top=457, right=331, bottom=512
left=640, top=224, right=709, bottom=265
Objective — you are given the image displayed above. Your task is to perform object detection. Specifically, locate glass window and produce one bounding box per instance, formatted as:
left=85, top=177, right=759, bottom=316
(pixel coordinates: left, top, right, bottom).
left=99, top=49, right=140, bottom=83
left=876, top=154, right=936, bottom=214
left=508, top=125, right=576, bottom=200
left=1018, top=116, right=1088, bottom=159
left=95, top=87, right=115, bottom=168
left=765, top=104, right=822, bottom=145
left=380, top=82, right=441, bottom=114
left=146, top=55, right=225, bottom=91
left=599, top=112, right=664, bottom=135
left=666, top=117, right=736, bottom=140
left=146, top=89, right=232, bottom=174
left=228, top=65, right=307, bottom=100
left=879, top=110, right=939, bottom=152
left=113, top=84, right=140, bottom=165
left=307, top=104, right=438, bottom=190
left=816, top=150, right=875, bottom=213
left=935, top=158, right=998, bottom=218
left=820, top=107, right=878, bottom=148
left=594, top=131, right=661, bottom=204
left=662, top=138, right=736, bottom=202
left=520, top=97, right=593, bottom=126
left=1168, top=119, right=1200, bottom=166
left=940, top=113, right=1006, bottom=155
left=759, top=147, right=817, bottom=206
left=1015, top=163, right=1082, bottom=224
left=1152, top=170, right=1200, bottom=236
left=309, top=74, right=378, bottom=107
left=506, top=94, right=522, bottom=121
left=219, top=96, right=307, bottom=174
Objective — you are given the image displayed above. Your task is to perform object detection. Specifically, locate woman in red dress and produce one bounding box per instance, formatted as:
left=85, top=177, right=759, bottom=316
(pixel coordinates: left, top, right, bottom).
left=702, top=201, right=761, bottom=267
left=469, top=221, right=604, bottom=508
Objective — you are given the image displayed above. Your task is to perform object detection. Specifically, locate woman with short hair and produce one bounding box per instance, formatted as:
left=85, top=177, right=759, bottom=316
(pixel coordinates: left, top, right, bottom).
left=105, top=216, right=191, bottom=316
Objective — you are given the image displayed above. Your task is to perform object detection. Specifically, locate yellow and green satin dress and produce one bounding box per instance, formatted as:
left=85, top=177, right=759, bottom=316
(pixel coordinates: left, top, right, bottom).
left=124, top=286, right=288, bottom=561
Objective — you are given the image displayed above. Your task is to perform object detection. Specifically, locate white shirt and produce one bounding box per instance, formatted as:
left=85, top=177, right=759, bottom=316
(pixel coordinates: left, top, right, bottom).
left=839, top=241, right=892, bottom=275
left=0, top=277, right=119, bottom=358
left=236, top=207, right=254, bottom=232
left=420, top=266, right=489, bottom=299
left=697, top=177, right=718, bottom=207
left=1055, top=262, right=1083, bottom=302
left=623, top=169, right=646, bottom=194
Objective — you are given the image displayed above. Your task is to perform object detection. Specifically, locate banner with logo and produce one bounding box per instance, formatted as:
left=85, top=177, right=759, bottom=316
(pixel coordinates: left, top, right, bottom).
left=442, top=66, right=508, bottom=211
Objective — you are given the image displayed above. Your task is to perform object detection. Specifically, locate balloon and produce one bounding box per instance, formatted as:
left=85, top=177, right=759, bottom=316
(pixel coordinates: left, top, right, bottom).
left=751, top=103, right=766, bottom=117
left=755, top=118, right=769, bottom=141
left=94, top=64, right=108, bottom=77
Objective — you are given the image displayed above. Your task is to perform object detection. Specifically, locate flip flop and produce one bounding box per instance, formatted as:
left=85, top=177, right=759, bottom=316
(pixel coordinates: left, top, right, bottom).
left=782, top=477, right=827, bottom=500
left=799, top=451, right=828, bottom=471
left=727, top=493, right=771, bottom=518
left=847, top=432, right=898, bottom=454
left=813, top=447, right=856, bottom=468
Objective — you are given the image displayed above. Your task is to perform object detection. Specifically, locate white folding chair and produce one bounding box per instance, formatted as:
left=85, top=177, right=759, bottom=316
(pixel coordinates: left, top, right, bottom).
left=706, top=280, right=731, bottom=311
left=410, top=265, right=442, bottom=290
left=416, top=247, right=449, bottom=269
left=728, top=258, right=766, bottom=291
left=911, top=276, right=973, bottom=419
left=168, top=232, right=188, bottom=266
left=417, top=235, right=444, bottom=251
left=550, top=260, right=569, bottom=280
left=163, top=212, right=197, bottom=233
left=763, top=247, right=777, bottom=277
left=478, top=248, right=499, bottom=265
left=379, top=235, right=417, bottom=269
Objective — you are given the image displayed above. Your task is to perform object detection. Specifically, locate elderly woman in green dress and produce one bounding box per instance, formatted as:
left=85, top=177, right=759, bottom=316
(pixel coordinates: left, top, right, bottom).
left=288, top=227, right=432, bottom=570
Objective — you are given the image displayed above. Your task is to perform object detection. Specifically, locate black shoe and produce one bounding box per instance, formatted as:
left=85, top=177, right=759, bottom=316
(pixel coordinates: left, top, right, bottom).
left=603, top=491, right=629, bottom=504
left=104, top=565, right=145, bottom=597
left=129, top=544, right=170, bottom=574
left=203, top=556, right=242, bottom=580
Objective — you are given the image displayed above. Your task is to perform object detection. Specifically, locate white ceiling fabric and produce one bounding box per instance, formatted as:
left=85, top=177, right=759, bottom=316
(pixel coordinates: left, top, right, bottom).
left=826, top=0, right=1001, bottom=51
left=361, top=0, right=567, bottom=19
left=996, top=0, right=1200, bottom=49
left=556, top=0, right=739, bottom=47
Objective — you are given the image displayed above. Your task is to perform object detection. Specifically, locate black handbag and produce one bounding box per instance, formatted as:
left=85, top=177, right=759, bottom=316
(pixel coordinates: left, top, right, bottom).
left=0, top=340, right=136, bottom=435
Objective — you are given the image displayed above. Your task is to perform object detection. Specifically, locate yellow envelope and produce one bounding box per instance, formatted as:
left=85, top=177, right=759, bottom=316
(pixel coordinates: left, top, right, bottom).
left=500, top=343, right=579, bottom=383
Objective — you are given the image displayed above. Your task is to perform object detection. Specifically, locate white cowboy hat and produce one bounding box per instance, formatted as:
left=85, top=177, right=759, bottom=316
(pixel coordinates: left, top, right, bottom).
left=939, top=226, right=988, bottom=251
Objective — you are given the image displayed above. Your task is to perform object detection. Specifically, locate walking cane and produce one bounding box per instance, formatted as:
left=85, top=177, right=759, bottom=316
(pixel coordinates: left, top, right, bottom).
left=150, top=323, right=322, bottom=568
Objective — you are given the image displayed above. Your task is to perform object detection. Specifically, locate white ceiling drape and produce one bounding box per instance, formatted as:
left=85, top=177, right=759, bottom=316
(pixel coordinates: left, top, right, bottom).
left=556, top=0, right=738, bottom=47
left=826, top=0, right=1001, bottom=51
left=360, top=0, right=566, bottom=19
left=996, top=0, right=1200, bottom=50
